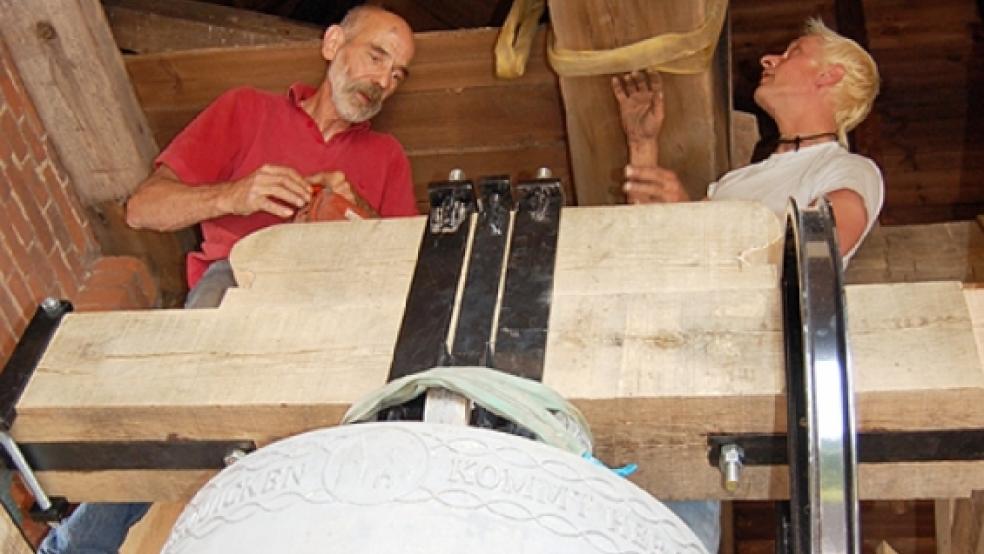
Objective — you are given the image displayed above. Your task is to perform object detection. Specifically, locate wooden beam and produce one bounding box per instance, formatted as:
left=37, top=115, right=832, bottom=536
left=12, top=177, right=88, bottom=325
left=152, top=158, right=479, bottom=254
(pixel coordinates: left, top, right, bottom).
left=0, top=0, right=157, bottom=203
left=11, top=202, right=984, bottom=503
left=102, top=0, right=322, bottom=55
left=547, top=0, right=732, bottom=205
left=935, top=491, right=984, bottom=554
left=845, top=221, right=984, bottom=285
left=0, top=0, right=195, bottom=304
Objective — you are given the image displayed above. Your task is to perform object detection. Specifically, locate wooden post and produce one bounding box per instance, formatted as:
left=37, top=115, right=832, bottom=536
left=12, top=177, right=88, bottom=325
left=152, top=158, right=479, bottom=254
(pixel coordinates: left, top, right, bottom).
left=547, top=0, right=731, bottom=205
left=0, top=0, right=195, bottom=305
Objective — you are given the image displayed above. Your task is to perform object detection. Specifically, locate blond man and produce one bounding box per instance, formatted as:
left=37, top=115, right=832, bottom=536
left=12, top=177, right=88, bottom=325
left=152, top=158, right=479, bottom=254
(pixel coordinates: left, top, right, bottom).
left=614, top=19, right=882, bottom=260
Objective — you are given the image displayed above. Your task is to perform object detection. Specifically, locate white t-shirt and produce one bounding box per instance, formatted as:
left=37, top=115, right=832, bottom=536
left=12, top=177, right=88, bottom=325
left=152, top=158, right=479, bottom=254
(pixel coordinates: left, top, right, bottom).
left=707, top=141, right=884, bottom=260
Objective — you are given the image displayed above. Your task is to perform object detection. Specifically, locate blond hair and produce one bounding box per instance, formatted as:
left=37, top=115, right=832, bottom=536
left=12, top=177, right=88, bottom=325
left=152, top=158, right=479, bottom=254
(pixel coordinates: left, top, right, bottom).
left=804, top=18, right=880, bottom=146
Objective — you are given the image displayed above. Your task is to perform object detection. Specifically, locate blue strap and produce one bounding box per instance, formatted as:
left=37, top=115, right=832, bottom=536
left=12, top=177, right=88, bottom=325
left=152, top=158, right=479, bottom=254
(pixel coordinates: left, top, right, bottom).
left=582, top=452, right=639, bottom=478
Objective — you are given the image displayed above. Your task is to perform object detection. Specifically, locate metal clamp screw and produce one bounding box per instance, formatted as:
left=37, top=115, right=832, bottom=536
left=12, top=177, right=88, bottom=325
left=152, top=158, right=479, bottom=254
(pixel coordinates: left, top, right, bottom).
left=41, top=297, right=61, bottom=316
left=719, top=443, right=744, bottom=493
left=535, top=167, right=553, bottom=179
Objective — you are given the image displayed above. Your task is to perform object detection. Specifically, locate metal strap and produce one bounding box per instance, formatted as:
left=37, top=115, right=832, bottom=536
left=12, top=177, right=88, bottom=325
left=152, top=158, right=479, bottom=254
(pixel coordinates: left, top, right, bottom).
left=388, top=180, right=476, bottom=380
left=493, top=178, right=563, bottom=380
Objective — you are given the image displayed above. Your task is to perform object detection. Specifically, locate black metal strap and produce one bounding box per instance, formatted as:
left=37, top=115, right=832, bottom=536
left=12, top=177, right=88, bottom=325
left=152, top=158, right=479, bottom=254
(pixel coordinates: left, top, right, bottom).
left=1, top=440, right=257, bottom=471
left=388, top=180, right=476, bottom=380
left=710, top=429, right=984, bottom=466
left=450, top=176, right=513, bottom=367
left=492, top=178, right=563, bottom=380
left=0, top=299, right=72, bottom=431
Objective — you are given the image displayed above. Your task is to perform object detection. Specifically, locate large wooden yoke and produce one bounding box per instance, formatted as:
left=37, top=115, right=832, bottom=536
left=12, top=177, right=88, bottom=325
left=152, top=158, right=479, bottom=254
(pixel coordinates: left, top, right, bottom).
left=13, top=202, right=984, bottom=502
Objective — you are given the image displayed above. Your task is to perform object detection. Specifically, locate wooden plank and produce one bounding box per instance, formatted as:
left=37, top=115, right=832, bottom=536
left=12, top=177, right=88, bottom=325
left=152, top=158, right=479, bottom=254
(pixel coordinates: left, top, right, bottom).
left=935, top=491, right=984, bottom=554
left=547, top=0, right=731, bottom=205
left=9, top=202, right=984, bottom=502
left=103, top=0, right=322, bottom=55
left=845, top=221, right=984, bottom=285
left=121, top=501, right=185, bottom=554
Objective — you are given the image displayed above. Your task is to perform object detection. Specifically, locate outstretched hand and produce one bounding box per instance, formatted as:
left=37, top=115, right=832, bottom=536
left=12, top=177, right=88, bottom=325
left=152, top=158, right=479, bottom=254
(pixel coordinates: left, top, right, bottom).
left=612, top=70, right=665, bottom=142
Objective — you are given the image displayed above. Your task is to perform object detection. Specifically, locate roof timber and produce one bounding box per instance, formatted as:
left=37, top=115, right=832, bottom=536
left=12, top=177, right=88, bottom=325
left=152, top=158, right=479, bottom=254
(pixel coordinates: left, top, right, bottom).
left=102, top=0, right=322, bottom=55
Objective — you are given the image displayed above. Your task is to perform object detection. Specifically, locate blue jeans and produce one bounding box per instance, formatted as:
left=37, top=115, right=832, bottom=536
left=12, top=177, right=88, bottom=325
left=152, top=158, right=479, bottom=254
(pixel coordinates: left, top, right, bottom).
left=38, top=261, right=236, bottom=553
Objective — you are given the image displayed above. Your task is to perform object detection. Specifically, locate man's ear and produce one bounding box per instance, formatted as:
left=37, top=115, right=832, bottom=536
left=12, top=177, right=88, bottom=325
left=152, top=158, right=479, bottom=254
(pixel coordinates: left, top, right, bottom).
left=322, top=25, right=345, bottom=62
left=817, top=63, right=846, bottom=88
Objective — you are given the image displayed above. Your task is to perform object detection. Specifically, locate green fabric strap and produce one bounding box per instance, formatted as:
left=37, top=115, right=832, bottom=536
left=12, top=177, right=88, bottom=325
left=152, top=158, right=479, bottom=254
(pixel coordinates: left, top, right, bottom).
left=341, top=366, right=594, bottom=456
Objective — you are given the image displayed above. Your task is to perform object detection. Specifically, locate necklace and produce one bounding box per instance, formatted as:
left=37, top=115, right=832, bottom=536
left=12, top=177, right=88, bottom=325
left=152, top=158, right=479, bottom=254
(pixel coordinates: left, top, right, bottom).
left=776, top=132, right=838, bottom=151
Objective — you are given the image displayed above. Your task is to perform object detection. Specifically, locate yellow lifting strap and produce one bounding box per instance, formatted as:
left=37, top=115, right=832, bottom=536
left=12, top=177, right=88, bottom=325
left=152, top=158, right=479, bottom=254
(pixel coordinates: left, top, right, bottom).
left=494, top=0, right=728, bottom=79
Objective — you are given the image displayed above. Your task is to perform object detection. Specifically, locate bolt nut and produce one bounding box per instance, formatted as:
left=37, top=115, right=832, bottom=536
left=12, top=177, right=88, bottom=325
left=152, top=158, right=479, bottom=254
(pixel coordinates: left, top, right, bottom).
left=536, top=167, right=553, bottom=179
left=223, top=448, right=248, bottom=467
left=41, top=297, right=61, bottom=316
left=448, top=168, right=466, bottom=181
left=719, top=443, right=744, bottom=493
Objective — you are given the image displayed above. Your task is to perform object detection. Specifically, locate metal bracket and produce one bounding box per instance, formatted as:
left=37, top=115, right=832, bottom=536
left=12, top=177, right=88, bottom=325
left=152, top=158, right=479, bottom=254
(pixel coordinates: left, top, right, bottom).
left=492, top=176, right=564, bottom=380
left=709, top=428, right=984, bottom=467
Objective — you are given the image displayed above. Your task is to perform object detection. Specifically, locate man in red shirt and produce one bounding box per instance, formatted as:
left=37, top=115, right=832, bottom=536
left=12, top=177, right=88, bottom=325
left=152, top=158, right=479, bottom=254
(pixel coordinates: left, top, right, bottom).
left=39, top=6, right=417, bottom=554
left=125, top=4, right=418, bottom=305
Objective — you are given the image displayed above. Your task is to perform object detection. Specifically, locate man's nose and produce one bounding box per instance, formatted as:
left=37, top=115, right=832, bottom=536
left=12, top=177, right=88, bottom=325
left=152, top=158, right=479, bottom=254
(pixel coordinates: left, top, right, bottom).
left=760, top=54, right=779, bottom=68
left=371, top=68, right=392, bottom=92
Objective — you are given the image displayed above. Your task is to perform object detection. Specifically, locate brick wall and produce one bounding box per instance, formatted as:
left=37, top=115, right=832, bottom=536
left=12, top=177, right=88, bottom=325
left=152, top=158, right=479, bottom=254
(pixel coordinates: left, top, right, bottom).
left=0, top=36, right=99, bottom=362
left=1, top=34, right=159, bottom=548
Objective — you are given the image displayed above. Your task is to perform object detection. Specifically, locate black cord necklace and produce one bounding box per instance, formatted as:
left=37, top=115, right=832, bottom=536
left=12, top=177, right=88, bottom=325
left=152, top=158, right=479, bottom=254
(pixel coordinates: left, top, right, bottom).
left=776, top=132, right=838, bottom=151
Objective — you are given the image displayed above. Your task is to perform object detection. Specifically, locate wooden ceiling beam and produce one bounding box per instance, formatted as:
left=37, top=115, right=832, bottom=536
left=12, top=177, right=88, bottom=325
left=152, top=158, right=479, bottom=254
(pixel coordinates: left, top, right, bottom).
left=102, top=0, right=322, bottom=55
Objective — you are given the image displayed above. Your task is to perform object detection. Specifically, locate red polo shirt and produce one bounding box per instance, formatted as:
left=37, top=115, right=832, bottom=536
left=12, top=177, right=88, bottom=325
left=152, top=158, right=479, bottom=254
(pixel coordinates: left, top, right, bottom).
left=156, top=84, right=418, bottom=288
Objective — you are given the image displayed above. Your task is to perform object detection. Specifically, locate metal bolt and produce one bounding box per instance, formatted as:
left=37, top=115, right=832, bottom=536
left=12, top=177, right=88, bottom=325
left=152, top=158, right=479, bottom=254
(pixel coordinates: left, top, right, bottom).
left=536, top=167, right=553, bottom=179
left=448, top=168, right=466, bottom=181
left=719, top=443, right=744, bottom=493
left=223, top=448, right=248, bottom=467
left=41, top=297, right=61, bottom=316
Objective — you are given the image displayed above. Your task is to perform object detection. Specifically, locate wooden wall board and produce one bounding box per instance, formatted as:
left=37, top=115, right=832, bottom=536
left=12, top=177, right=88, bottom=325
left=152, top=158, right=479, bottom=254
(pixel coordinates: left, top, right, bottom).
left=547, top=0, right=732, bottom=206
left=846, top=221, right=984, bottom=285
left=9, top=202, right=984, bottom=502
left=124, top=27, right=573, bottom=207
left=103, top=0, right=322, bottom=55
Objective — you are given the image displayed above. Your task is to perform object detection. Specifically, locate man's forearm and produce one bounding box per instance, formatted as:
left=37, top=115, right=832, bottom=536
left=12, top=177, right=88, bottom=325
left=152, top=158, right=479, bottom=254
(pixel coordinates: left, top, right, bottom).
left=628, top=137, right=659, bottom=168
left=126, top=176, right=232, bottom=232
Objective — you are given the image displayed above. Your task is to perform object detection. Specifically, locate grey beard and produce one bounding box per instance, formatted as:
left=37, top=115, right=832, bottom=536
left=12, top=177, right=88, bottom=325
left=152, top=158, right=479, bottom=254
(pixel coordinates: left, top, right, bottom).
left=331, top=82, right=382, bottom=123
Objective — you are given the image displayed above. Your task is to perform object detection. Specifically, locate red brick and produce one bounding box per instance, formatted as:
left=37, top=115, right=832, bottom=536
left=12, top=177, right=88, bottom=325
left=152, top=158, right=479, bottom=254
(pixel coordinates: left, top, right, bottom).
left=0, top=310, right=17, bottom=367
left=0, top=276, right=32, bottom=331
left=0, top=109, right=27, bottom=162
left=42, top=202, right=73, bottom=251
left=48, top=174, right=94, bottom=254
left=24, top=123, right=46, bottom=162
left=3, top=191, right=34, bottom=247
left=75, top=283, right=135, bottom=312
left=0, top=64, right=26, bottom=117
left=79, top=256, right=159, bottom=310
left=48, top=247, right=82, bottom=299
left=7, top=162, right=54, bottom=255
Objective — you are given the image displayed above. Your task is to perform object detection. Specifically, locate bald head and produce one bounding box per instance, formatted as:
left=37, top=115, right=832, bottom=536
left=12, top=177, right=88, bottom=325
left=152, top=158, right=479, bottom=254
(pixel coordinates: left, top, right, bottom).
left=321, top=5, right=415, bottom=122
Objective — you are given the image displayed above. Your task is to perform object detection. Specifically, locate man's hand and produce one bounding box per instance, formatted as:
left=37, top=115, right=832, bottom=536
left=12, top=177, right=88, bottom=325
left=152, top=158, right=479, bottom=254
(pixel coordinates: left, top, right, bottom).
left=306, top=171, right=379, bottom=217
left=220, top=164, right=313, bottom=218
left=623, top=165, right=690, bottom=204
left=612, top=70, right=665, bottom=142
